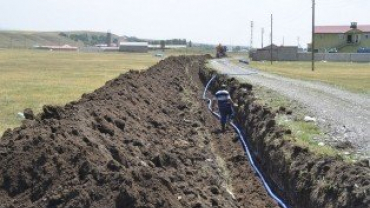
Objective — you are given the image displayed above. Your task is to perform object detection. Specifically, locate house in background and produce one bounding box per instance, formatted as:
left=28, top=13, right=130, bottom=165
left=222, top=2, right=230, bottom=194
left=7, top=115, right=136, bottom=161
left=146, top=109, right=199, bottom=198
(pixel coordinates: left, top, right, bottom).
left=314, top=22, right=370, bottom=53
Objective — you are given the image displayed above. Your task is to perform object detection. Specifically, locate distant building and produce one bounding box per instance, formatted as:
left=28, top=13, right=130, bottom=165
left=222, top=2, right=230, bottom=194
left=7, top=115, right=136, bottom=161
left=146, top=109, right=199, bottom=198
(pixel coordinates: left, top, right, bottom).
left=33, top=44, right=78, bottom=51
left=250, top=43, right=370, bottom=62
left=250, top=44, right=298, bottom=61
left=119, top=42, right=148, bottom=53
left=95, top=44, right=108, bottom=47
left=148, top=44, right=187, bottom=49
left=314, top=22, right=370, bottom=53
left=94, top=43, right=118, bottom=48
left=79, top=46, right=119, bottom=53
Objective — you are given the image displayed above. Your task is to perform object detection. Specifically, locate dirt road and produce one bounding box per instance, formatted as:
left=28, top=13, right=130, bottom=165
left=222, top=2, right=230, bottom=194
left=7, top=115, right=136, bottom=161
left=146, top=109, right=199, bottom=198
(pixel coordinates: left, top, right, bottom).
left=210, top=59, right=370, bottom=159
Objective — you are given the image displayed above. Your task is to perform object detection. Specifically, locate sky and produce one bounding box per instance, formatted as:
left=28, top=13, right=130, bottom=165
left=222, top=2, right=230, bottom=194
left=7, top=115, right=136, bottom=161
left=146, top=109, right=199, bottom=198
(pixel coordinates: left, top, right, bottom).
left=0, top=0, right=369, bottom=47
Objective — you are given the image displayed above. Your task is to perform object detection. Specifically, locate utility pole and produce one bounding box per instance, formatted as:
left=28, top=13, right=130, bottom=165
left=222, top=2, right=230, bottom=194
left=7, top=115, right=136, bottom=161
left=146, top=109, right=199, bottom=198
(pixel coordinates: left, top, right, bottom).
left=270, top=14, right=273, bottom=65
left=312, top=0, right=316, bottom=71
left=250, top=21, right=254, bottom=49
left=261, top=28, right=264, bottom=48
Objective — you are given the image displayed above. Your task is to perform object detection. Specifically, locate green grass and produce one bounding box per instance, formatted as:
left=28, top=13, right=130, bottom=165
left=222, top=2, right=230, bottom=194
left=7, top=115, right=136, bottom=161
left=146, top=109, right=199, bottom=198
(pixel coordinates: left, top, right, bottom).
left=0, top=49, right=159, bottom=133
left=249, top=61, right=370, bottom=94
left=277, top=115, right=339, bottom=157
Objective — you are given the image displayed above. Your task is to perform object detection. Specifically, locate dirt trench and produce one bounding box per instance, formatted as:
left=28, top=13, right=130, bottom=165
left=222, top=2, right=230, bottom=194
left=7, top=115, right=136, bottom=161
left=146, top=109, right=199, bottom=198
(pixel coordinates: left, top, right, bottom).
left=0, top=56, right=279, bottom=208
left=199, top=66, right=370, bottom=208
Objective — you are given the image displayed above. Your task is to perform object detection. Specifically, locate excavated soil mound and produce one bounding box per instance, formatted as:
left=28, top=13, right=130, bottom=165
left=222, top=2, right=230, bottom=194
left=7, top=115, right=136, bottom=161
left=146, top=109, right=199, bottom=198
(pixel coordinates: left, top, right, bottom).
left=0, top=56, right=278, bottom=208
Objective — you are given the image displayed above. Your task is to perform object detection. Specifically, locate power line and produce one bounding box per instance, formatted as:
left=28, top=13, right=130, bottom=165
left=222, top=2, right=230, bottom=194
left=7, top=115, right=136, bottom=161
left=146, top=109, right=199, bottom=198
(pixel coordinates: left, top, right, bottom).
left=250, top=21, right=254, bottom=49
left=270, top=14, right=273, bottom=65
left=312, top=0, right=315, bottom=71
left=261, top=28, right=264, bottom=48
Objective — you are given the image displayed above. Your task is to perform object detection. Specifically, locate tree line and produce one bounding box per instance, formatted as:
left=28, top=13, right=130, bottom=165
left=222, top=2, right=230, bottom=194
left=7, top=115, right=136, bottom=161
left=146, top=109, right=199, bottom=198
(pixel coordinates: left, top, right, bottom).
left=59, top=32, right=118, bottom=46
left=59, top=32, right=187, bottom=46
left=149, top=39, right=187, bottom=45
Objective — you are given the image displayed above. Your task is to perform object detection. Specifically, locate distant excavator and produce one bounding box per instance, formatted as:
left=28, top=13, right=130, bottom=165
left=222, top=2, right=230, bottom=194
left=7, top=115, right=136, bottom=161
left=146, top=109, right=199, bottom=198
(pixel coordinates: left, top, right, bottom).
left=216, top=44, right=227, bottom=58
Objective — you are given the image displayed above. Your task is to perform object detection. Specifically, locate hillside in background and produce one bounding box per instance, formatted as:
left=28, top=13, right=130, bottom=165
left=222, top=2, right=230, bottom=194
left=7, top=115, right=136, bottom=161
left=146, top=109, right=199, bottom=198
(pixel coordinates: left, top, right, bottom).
left=0, top=30, right=230, bottom=51
left=0, top=30, right=196, bottom=49
left=0, top=31, right=120, bottom=48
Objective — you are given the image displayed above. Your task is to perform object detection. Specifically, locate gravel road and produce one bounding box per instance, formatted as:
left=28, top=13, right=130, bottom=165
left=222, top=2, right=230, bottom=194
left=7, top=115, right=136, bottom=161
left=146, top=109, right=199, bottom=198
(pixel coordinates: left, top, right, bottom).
left=210, top=59, right=370, bottom=159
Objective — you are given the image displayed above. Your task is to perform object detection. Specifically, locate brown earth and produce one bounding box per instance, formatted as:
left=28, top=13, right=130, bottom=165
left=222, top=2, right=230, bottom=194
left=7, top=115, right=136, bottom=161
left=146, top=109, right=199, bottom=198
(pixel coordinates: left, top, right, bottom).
left=0, top=56, right=279, bottom=208
left=199, top=66, right=370, bottom=208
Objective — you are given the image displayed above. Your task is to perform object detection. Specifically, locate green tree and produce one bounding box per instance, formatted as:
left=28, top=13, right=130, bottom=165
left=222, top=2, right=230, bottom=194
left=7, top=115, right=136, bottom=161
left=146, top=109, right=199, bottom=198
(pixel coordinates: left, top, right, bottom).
left=59, top=32, right=67, bottom=37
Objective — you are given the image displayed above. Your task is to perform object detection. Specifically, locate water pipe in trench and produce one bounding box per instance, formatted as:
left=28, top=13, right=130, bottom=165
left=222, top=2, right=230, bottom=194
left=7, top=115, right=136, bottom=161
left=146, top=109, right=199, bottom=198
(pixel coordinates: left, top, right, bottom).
left=203, top=74, right=290, bottom=208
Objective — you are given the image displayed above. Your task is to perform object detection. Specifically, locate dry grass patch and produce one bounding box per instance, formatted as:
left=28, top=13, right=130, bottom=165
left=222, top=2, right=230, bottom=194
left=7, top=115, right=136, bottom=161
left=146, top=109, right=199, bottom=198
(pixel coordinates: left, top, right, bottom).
left=0, top=49, right=159, bottom=133
left=250, top=61, right=370, bottom=94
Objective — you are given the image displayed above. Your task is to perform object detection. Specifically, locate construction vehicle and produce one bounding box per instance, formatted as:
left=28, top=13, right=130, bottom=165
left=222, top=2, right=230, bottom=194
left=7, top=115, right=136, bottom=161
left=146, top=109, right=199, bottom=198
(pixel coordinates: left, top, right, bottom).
left=216, top=44, right=227, bottom=58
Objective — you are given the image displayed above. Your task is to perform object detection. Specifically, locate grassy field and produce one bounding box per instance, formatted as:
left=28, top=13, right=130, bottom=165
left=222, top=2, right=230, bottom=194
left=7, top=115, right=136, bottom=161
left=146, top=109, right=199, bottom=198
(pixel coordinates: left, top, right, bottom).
left=249, top=61, right=370, bottom=94
left=0, top=49, right=160, bottom=133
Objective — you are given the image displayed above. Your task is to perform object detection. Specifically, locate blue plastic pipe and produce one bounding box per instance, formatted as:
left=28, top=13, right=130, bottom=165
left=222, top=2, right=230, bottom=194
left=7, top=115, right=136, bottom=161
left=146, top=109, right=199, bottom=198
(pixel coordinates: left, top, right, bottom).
left=203, top=75, right=290, bottom=208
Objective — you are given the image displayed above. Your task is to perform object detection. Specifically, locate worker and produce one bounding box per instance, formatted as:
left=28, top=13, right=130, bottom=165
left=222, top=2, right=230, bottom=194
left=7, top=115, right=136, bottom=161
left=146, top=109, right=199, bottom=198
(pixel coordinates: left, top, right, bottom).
left=212, top=84, right=236, bottom=132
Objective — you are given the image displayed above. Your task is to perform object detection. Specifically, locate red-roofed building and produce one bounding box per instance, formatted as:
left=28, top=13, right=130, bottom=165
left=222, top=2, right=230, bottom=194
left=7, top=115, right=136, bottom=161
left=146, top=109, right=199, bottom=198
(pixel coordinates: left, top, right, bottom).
left=314, top=22, right=370, bottom=53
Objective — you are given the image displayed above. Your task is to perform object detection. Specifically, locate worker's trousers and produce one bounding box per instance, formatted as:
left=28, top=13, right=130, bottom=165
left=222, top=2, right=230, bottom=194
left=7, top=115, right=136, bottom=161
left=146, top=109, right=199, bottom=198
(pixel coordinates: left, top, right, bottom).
left=219, top=107, right=234, bottom=126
